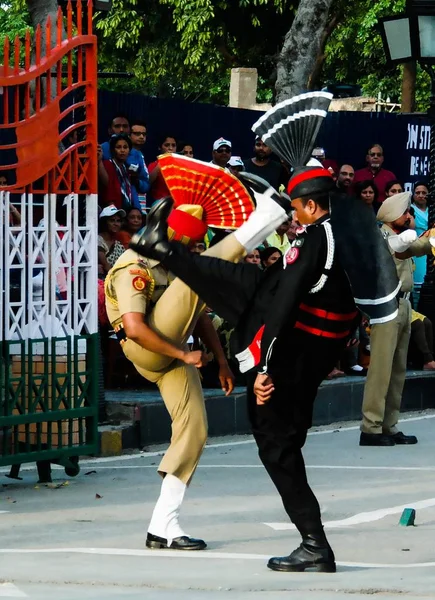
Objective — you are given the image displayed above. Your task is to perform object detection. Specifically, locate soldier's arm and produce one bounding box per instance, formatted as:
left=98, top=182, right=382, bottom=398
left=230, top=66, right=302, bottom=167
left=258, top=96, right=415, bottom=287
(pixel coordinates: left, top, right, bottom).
left=396, top=236, right=432, bottom=259
left=122, top=312, right=203, bottom=365
left=113, top=268, right=205, bottom=366
left=194, top=312, right=235, bottom=395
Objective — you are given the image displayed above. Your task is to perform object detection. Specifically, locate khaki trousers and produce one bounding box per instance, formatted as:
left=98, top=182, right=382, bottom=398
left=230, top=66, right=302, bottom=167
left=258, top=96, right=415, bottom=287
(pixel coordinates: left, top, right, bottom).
left=361, top=299, right=411, bottom=434
left=122, top=235, right=244, bottom=484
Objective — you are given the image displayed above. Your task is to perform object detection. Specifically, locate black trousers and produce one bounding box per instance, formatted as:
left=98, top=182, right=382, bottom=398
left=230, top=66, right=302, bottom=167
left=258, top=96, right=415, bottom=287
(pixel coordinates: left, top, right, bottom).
left=246, top=333, right=343, bottom=537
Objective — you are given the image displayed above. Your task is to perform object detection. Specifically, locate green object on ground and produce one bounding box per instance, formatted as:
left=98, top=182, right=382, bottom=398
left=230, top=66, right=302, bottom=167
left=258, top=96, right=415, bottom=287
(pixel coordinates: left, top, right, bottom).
left=399, top=508, right=416, bottom=526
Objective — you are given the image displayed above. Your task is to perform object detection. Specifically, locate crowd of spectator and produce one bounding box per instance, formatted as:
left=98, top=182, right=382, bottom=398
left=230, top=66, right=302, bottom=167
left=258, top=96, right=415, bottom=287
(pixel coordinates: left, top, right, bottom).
left=90, top=113, right=435, bottom=386
left=3, top=111, right=430, bottom=387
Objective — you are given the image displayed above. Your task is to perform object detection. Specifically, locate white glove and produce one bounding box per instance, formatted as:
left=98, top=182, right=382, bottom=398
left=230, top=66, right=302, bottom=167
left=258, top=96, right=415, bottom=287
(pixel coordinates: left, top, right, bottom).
left=429, top=237, right=435, bottom=249
left=388, top=229, right=417, bottom=252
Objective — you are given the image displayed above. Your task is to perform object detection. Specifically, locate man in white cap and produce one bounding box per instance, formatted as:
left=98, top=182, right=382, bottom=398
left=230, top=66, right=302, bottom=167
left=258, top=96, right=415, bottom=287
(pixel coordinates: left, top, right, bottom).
left=227, top=156, right=244, bottom=178
left=360, top=191, right=434, bottom=446
left=211, top=138, right=232, bottom=168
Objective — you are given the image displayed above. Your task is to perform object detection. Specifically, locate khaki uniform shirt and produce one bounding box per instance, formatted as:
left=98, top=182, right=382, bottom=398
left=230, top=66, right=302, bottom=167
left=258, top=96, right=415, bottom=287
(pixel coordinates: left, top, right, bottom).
left=381, top=224, right=431, bottom=293
left=105, top=248, right=172, bottom=327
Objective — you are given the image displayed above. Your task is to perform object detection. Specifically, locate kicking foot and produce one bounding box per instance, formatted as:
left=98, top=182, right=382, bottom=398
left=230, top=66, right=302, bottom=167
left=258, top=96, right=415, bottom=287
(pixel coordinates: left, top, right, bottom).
left=130, top=197, right=173, bottom=260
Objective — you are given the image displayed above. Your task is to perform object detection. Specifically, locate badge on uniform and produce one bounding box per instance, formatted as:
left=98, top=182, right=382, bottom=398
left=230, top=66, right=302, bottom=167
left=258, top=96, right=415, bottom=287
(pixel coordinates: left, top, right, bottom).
left=132, top=276, right=147, bottom=291
left=285, top=247, right=299, bottom=264
left=294, top=238, right=304, bottom=248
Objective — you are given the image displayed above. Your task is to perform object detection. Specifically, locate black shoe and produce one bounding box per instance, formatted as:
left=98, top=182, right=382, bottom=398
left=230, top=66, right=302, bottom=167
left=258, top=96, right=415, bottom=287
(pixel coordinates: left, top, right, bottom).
left=359, top=432, right=395, bottom=446
left=130, top=197, right=173, bottom=260
left=388, top=431, right=418, bottom=445
left=267, top=540, right=336, bottom=573
left=238, top=171, right=292, bottom=214
left=146, top=532, right=207, bottom=551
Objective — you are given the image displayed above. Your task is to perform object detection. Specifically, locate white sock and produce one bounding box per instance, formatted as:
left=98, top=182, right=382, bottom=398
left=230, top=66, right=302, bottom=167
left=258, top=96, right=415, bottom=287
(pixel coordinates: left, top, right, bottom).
left=234, top=188, right=288, bottom=252
left=148, top=474, right=187, bottom=545
left=351, top=365, right=364, bottom=372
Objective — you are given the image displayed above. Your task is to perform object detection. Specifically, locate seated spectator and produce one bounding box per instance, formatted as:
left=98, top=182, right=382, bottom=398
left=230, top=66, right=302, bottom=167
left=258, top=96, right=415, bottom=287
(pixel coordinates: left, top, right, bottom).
left=177, top=141, right=194, bottom=157
left=99, top=134, right=140, bottom=211
left=336, top=164, right=354, bottom=194
left=211, top=138, right=232, bottom=168
left=260, top=246, right=282, bottom=269
left=265, top=219, right=291, bottom=254
left=117, top=207, right=145, bottom=249
left=148, top=134, right=177, bottom=202
left=411, top=181, right=429, bottom=306
left=385, top=179, right=403, bottom=197
left=353, top=143, right=396, bottom=203
left=97, top=205, right=126, bottom=278
left=244, top=248, right=261, bottom=266
left=101, top=113, right=150, bottom=204
left=311, top=147, right=339, bottom=178
left=227, top=156, right=245, bottom=178
left=130, top=119, right=147, bottom=155
left=409, top=310, right=435, bottom=370
left=243, top=137, right=288, bottom=190
left=354, top=179, right=379, bottom=212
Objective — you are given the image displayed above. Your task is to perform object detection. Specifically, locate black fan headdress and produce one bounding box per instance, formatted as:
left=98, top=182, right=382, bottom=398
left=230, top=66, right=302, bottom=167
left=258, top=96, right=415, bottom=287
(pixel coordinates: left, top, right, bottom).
left=252, top=91, right=335, bottom=198
left=252, top=91, right=332, bottom=169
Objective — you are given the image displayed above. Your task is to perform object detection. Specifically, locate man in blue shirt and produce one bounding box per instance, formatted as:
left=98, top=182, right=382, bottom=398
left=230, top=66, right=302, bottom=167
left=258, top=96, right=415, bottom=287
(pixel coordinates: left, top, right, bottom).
left=101, top=113, right=150, bottom=210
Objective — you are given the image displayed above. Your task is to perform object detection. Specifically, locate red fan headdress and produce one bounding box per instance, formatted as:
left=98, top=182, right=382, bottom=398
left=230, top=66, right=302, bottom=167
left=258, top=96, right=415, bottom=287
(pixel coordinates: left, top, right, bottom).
left=159, top=154, right=254, bottom=242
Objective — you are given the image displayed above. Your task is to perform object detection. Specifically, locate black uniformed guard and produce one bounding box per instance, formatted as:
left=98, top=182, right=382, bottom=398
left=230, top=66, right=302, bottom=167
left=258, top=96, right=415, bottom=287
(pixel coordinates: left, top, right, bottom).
left=131, top=93, right=399, bottom=573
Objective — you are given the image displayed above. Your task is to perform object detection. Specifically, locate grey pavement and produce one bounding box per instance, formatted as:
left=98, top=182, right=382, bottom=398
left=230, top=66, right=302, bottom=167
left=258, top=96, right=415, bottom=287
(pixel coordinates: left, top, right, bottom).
left=1, top=410, right=435, bottom=599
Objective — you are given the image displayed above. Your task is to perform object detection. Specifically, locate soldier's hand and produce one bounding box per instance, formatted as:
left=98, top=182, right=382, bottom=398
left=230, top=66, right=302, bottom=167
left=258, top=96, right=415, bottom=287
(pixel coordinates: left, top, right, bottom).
left=218, top=360, right=235, bottom=396
left=254, top=373, right=274, bottom=405
left=182, top=350, right=208, bottom=368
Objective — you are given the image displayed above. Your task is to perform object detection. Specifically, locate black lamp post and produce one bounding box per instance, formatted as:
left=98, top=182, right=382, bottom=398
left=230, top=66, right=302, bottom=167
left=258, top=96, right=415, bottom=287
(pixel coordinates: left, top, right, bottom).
left=380, top=0, right=435, bottom=321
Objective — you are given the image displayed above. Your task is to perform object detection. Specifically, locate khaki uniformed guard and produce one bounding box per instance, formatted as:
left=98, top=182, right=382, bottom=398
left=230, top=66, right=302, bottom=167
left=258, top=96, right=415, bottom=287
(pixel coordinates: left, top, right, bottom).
left=105, top=154, right=289, bottom=551
left=360, top=191, right=434, bottom=446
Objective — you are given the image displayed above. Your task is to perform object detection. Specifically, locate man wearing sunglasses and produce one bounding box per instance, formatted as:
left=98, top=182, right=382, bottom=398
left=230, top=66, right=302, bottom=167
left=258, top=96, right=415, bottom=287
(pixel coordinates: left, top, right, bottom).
left=353, top=143, right=396, bottom=203
left=211, top=137, right=232, bottom=168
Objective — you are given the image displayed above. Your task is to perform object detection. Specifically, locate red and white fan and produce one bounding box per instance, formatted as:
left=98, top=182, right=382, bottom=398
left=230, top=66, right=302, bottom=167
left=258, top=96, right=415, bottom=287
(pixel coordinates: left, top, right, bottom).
left=158, top=154, right=254, bottom=229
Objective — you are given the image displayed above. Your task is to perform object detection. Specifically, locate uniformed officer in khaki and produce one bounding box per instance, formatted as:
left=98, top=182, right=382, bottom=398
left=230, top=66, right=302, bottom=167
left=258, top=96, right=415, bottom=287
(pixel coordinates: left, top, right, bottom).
left=105, top=193, right=288, bottom=551
left=360, top=192, right=434, bottom=446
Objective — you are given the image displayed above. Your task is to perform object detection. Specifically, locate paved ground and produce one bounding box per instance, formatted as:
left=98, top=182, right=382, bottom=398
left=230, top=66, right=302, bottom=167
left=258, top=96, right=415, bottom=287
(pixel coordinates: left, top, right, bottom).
left=1, top=411, right=435, bottom=599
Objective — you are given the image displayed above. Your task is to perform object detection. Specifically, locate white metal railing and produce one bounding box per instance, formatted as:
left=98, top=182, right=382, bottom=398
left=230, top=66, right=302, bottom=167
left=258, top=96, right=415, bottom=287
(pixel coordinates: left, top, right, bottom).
left=0, top=190, right=98, bottom=344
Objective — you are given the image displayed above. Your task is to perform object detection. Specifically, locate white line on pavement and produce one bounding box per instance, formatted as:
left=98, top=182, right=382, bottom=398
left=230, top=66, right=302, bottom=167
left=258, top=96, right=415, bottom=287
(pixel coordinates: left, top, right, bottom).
left=0, top=583, right=27, bottom=598
left=265, top=497, right=435, bottom=531
left=0, top=547, right=434, bottom=570
left=1, top=412, right=434, bottom=474
left=82, top=464, right=435, bottom=471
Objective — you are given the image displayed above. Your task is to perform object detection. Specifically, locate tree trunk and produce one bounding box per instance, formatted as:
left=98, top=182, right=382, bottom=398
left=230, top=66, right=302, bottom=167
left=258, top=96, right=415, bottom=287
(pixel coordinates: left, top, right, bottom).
left=275, top=0, right=334, bottom=103
left=401, top=61, right=416, bottom=113
left=27, top=0, right=60, bottom=50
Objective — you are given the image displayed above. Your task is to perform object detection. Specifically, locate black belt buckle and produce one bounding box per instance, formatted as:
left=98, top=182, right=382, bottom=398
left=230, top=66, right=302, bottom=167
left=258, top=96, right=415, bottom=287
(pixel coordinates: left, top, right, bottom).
left=115, top=328, right=127, bottom=343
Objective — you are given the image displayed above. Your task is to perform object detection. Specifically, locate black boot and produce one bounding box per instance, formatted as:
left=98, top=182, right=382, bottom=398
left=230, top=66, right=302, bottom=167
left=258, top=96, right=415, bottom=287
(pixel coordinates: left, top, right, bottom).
left=239, top=171, right=292, bottom=214
left=268, top=532, right=336, bottom=573
left=129, top=197, right=173, bottom=260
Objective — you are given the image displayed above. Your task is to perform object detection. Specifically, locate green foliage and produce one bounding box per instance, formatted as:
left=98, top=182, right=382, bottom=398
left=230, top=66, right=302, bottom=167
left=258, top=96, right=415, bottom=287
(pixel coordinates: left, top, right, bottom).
left=321, top=0, right=429, bottom=111
left=0, top=1, right=31, bottom=63
left=0, top=0, right=432, bottom=110
left=95, top=0, right=295, bottom=103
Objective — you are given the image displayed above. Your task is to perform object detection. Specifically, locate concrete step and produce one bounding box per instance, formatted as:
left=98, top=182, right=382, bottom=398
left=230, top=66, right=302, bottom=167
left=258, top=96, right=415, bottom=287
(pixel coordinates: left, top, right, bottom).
left=99, top=371, right=435, bottom=456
